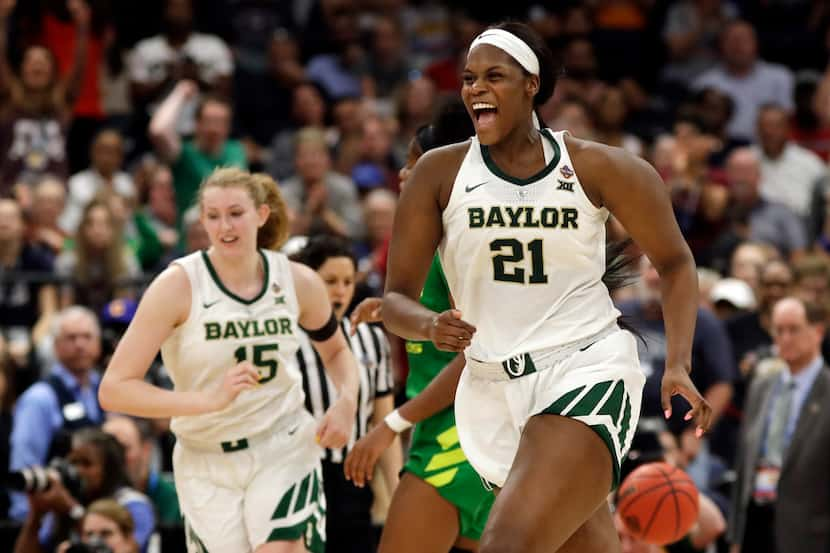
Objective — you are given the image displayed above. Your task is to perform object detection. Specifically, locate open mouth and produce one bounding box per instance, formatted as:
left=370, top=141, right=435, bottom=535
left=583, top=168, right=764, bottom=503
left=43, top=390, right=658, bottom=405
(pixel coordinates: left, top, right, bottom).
left=221, top=237, right=238, bottom=244
left=472, top=102, right=498, bottom=128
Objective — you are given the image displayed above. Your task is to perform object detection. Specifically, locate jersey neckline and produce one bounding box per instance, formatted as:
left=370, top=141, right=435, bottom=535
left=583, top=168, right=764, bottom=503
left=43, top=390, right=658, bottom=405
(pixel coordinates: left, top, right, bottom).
left=479, top=128, right=561, bottom=187
left=201, top=249, right=270, bottom=305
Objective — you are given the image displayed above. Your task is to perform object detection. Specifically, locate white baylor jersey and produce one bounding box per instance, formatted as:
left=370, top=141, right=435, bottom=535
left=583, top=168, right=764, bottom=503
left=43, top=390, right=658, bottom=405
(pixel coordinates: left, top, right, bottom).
left=439, top=129, right=620, bottom=363
left=161, top=249, right=306, bottom=443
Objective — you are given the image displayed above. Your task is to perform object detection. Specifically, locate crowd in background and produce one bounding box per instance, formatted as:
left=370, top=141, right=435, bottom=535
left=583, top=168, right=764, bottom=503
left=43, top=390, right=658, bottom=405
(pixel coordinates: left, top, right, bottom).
left=3, top=0, right=830, bottom=552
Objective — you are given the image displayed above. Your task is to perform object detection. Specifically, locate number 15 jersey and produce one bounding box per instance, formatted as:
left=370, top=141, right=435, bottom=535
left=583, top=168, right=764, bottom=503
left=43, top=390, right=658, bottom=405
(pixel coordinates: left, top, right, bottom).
left=161, top=249, right=306, bottom=444
left=439, top=129, right=620, bottom=363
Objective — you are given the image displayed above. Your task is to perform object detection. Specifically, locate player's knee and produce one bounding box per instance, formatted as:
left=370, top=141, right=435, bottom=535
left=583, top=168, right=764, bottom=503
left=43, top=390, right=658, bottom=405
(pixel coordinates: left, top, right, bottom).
left=479, top=529, right=531, bottom=553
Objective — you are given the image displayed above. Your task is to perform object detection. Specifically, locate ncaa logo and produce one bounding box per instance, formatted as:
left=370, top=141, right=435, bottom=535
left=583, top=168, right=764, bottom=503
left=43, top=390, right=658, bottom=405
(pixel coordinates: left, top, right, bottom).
left=506, top=354, right=526, bottom=377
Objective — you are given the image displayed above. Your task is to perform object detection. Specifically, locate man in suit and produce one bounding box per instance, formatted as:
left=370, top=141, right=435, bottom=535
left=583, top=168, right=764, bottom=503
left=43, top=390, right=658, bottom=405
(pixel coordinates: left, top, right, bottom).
left=728, top=296, right=830, bottom=553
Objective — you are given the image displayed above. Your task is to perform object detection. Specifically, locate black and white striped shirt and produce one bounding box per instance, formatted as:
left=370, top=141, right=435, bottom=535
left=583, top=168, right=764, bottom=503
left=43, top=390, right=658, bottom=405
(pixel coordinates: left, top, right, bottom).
left=296, top=318, right=394, bottom=463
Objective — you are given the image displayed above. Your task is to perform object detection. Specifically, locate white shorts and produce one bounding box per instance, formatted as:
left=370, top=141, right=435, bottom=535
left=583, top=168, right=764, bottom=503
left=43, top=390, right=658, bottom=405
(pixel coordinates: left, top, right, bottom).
left=455, top=327, right=645, bottom=490
left=174, top=411, right=325, bottom=552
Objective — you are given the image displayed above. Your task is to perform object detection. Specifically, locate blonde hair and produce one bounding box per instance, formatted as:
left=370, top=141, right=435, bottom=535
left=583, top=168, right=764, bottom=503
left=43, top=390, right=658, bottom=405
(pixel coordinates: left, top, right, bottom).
left=198, top=167, right=290, bottom=250
left=85, top=499, right=135, bottom=538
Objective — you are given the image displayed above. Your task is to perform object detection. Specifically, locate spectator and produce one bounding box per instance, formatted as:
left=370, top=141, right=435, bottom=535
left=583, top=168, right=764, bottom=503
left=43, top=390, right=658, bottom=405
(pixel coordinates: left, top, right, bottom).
left=358, top=188, right=396, bottom=291
left=0, top=198, right=58, bottom=375
left=28, top=177, right=68, bottom=258
left=148, top=80, right=246, bottom=221
left=0, top=350, right=14, bottom=518
left=57, top=499, right=139, bottom=553
left=61, top=129, right=135, bottom=235
left=393, top=76, right=437, bottom=162
left=128, top=0, right=233, bottom=136
left=710, top=277, right=757, bottom=321
left=592, top=86, right=643, bottom=157
left=795, top=70, right=830, bottom=161
left=693, top=87, right=749, bottom=169
left=360, top=14, right=414, bottom=100
left=305, top=5, right=365, bottom=102
left=422, top=9, right=484, bottom=93
left=135, top=164, right=179, bottom=270
left=0, top=0, right=90, bottom=200
left=753, top=104, right=827, bottom=223
left=546, top=99, right=595, bottom=141
left=618, top=256, right=735, bottom=490
left=281, top=126, right=365, bottom=239
left=13, top=428, right=155, bottom=553
left=728, top=241, right=776, bottom=294
left=181, top=205, right=208, bottom=253
left=55, top=199, right=141, bottom=313
left=102, top=416, right=181, bottom=525
left=722, top=147, right=807, bottom=259
left=357, top=114, right=401, bottom=190
left=694, top=20, right=794, bottom=142
left=9, top=306, right=104, bottom=522
left=728, top=297, right=830, bottom=553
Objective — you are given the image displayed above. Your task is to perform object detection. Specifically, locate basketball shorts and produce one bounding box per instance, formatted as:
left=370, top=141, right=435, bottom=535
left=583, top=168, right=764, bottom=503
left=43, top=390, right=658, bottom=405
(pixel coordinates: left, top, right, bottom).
left=404, top=406, right=495, bottom=539
left=174, top=411, right=326, bottom=552
left=455, top=325, right=645, bottom=491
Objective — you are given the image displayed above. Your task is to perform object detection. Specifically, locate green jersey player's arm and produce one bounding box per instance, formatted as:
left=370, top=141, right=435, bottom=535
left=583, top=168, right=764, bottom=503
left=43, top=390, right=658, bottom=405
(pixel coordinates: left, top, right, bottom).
left=100, top=265, right=259, bottom=417
left=291, top=261, right=360, bottom=448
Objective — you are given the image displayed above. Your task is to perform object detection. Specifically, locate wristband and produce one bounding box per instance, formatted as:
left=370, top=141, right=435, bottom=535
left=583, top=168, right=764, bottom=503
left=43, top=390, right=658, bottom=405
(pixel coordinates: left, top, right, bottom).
left=384, top=409, right=413, bottom=433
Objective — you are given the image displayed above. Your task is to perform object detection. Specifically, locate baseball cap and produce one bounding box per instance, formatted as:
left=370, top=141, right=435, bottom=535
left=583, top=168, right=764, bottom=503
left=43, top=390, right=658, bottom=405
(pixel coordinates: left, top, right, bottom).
left=710, top=278, right=756, bottom=310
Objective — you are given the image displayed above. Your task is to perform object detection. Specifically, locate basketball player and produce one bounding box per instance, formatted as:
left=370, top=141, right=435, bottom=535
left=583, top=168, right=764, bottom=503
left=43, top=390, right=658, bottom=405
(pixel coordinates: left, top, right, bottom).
left=381, top=22, right=713, bottom=553
left=345, top=100, right=494, bottom=553
left=99, top=168, right=360, bottom=553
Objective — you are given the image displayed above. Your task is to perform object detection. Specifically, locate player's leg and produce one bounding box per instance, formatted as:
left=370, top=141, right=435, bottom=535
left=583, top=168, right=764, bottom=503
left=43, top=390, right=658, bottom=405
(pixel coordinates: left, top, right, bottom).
left=377, top=472, right=464, bottom=553
left=478, top=414, right=620, bottom=553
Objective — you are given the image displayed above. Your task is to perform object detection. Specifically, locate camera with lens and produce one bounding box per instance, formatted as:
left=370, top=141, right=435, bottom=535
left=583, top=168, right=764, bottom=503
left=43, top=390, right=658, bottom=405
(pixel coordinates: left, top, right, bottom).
left=3, top=457, right=83, bottom=499
left=65, top=538, right=113, bottom=553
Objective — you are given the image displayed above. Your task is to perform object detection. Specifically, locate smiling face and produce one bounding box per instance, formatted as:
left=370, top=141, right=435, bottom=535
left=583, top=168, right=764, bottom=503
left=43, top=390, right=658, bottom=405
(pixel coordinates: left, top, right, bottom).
left=462, top=44, right=538, bottom=145
left=200, top=185, right=268, bottom=257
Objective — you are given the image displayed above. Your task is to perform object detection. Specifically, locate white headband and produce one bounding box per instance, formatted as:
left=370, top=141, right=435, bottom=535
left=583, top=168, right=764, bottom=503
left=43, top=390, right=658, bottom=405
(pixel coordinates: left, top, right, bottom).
left=468, top=29, right=540, bottom=76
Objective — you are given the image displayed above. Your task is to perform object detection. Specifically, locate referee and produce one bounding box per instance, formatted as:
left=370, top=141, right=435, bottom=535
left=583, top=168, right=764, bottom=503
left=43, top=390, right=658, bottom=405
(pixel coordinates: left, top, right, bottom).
left=292, top=235, right=402, bottom=553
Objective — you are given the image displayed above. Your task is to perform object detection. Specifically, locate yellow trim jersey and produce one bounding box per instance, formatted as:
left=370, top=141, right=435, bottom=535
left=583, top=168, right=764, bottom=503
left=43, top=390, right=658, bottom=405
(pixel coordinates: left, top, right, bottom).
left=439, top=129, right=620, bottom=363
left=161, top=249, right=306, bottom=443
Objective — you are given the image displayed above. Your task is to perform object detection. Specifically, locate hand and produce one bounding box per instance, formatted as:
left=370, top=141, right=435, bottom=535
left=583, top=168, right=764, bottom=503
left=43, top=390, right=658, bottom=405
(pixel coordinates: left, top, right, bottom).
left=306, top=183, right=328, bottom=215
left=0, top=0, right=16, bottom=19
left=204, top=361, right=259, bottom=413
left=316, top=395, right=356, bottom=449
left=661, top=365, right=712, bottom=438
left=29, top=477, right=77, bottom=517
left=66, top=0, right=91, bottom=28
left=175, top=79, right=199, bottom=100
left=349, top=298, right=382, bottom=331
left=343, top=422, right=396, bottom=488
left=429, top=309, right=476, bottom=352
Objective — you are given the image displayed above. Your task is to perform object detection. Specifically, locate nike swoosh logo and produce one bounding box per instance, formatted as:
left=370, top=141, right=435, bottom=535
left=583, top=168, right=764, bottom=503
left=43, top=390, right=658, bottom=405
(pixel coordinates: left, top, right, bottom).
left=579, top=340, right=598, bottom=352
left=465, top=181, right=488, bottom=193
left=203, top=299, right=220, bottom=309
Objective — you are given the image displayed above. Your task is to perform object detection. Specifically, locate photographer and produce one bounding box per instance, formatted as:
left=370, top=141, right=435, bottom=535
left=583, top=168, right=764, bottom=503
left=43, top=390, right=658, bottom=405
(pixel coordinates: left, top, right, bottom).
left=13, top=429, right=155, bottom=553
left=57, top=499, right=139, bottom=553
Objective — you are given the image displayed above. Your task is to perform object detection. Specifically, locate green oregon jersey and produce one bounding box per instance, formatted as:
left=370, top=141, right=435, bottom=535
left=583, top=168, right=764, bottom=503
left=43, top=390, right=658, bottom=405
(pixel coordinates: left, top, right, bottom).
left=405, top=254, right=456, bottom=398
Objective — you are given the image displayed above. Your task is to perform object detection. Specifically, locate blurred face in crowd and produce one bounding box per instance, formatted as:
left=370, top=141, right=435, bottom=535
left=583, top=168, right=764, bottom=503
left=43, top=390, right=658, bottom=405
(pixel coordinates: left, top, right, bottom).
left=757, top=107, right=790, bottom=158
left=697, top=88, right=732, bottom=134
left=186, top=218, right=210, bottom=253
left=195, top=101, right=232, bottom=156
left=794, top=273, right=829, bottom=305
left=92, top=132, right=125, bottom=178
left=295, top=140, right=331, bottom=183
left=563, top=39, right=597, bottom=80
left=721, top=22, right=758, bottom=73
left=398, top=136, right=422, bottom=187
left=772, top=298, right=823, bottom=371
left=759, top=261, right=793, bottom=311
left=54, top=311, right=101, bottom=374
left=21, top=46, right=55, bottom=91
left=292, top=85, right=326, bottom=127
left=373, top=16, right=403, bottom=61
left=82, top=513, right=136, bottom=553
left=0, top=199, right=23, bottom=245
left=636, top=256, right=662, bottom=307
left=403, top=78, right=436, bottom=126
left=83, top=205, right=116, bottom=251
left=164, top=0, right=193, bottom=37
left=148, top=167, right=177, bottom=225
left=333, top=98, right=363, bottom=135
left=103, top=417, right=148, bottom=488
left=730, top=243, right=766, bottom=290
left=318, top=256, right=356, bottom=321
left=596, top=87, right=627, bottom=130
left=361, top=117, right=392, bottom=162
left=363, top=189, right=396, bottom=245
left=725, top=149, right=761, bottom=205
left=33, top=178, right=66, bottom=225
left=68, top=440, right=105, bottom=498
left=551, top=102, right=593, bottom=140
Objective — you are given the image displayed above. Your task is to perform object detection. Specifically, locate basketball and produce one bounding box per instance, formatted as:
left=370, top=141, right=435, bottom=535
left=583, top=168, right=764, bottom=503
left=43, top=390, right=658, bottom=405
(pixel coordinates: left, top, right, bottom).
left=617, top=462, right=699, bottom=546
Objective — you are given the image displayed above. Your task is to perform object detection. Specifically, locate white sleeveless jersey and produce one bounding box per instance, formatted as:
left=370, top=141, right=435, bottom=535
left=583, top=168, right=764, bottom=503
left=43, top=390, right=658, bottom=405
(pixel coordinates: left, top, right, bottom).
left=161, top=249, right=306, bottom=443
left=439, top=129, right=620, bottom=363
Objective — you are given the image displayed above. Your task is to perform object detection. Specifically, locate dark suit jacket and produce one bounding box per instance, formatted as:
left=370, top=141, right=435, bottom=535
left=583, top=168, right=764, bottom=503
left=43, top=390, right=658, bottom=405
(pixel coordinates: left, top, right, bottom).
left=728, top=365, right=830, bottom=553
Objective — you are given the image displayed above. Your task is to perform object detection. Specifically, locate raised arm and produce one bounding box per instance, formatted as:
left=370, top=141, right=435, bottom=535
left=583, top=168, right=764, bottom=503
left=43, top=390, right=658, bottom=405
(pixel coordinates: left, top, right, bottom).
left=99, top=265, right=257, bottom=417
left=148, top=80, right=197, bottom=163
left=62, top=0, right=91, bottom=110
left=293, top=261, right=359, bottom=448
left=381, top=145, right=475, bottom=350
left=573, top=138, right=712, bottom=435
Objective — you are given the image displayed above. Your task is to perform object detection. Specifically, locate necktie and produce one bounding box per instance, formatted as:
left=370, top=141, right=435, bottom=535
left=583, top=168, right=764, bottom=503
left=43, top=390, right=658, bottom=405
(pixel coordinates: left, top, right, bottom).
left=764, top=379, right=797, bottom=467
